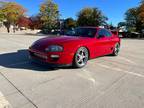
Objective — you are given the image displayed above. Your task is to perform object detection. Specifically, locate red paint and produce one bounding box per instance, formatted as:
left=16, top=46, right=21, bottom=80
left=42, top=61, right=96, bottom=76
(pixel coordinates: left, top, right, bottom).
left=29, top=27, right=120, bottom=65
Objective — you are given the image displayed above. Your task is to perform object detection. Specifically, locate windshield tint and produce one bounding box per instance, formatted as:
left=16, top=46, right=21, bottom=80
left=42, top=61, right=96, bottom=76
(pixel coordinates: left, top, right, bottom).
left=66, top=28, right=97, bottom=38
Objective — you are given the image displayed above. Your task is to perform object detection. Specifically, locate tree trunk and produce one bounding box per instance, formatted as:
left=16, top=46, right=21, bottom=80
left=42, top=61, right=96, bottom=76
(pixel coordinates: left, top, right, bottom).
left=6, top=27, right=10, bottom=33
left=3, top=21, right=11, bottom=33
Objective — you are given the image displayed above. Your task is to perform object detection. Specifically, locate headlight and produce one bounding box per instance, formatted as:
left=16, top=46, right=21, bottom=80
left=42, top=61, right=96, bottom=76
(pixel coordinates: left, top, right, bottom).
left=45, top=45, right=63, bottom=52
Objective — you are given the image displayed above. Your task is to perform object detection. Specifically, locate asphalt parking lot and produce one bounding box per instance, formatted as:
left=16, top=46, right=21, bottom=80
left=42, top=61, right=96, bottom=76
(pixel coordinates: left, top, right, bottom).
left=0, top=33, right=144, bottom=108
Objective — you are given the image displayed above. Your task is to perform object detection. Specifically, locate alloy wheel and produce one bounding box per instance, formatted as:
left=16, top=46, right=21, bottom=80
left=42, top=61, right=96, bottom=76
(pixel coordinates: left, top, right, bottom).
left=74, top=47, right=88, bottom=68
left=114, top=43, right=120, bottom=56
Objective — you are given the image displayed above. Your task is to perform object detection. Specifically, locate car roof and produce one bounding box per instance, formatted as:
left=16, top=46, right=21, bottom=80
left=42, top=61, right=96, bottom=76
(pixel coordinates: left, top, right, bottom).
left=78, top=26, right=104, bottom=30
left=78, top=26, right=98, bottom=29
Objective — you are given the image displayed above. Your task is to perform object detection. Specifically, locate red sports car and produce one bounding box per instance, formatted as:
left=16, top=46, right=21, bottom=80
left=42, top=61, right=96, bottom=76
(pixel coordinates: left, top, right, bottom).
left=29, top=27, right=121, bottom=68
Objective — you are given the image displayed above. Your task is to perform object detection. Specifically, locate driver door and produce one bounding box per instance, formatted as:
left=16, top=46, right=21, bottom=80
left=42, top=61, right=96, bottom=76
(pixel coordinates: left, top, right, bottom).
left=94, top=29, right=110, bottom=57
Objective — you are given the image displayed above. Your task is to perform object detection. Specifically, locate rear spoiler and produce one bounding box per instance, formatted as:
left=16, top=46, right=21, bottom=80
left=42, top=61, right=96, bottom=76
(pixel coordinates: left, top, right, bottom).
left=111, top=30, right=118, bottom=36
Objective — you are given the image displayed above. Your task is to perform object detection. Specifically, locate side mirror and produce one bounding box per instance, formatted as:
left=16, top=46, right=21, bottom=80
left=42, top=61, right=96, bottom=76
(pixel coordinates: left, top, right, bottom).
left=97, top=35, right=105, bottom=39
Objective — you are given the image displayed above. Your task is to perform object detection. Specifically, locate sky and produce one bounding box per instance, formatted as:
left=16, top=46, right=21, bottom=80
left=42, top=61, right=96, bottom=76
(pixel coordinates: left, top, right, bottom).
left=14, top=0, right=140, bottom=26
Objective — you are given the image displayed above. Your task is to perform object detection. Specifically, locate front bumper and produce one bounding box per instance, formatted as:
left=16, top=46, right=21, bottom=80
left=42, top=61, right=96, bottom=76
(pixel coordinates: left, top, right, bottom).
left=29, top=48, right=74, bottom=66
left=30, top=58, right=72, bottom=68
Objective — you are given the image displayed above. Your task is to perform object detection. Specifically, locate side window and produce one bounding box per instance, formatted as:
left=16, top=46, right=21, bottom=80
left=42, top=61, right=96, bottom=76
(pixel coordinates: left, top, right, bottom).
left=104, top=30, right=112, bottom=37
left=97, top=29, right=105, bottom=37
left=97, top=29, right=112, bottom=37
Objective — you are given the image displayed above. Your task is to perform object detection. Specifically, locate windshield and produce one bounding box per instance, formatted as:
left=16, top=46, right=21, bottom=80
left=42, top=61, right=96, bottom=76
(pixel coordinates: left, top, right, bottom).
left=65, top=28, right=97, bottom=38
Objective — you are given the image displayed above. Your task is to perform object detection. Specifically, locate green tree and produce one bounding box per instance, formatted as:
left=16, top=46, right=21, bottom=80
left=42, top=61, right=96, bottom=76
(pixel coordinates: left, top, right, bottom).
left=125, top=7, right=140, bottom=32
left=138, top=2, right=144, bottom=26
left=0, top=1, right=6, bottom=21
left=124, top=0, right=144, bottom=32
left=40, top=0, right=59, bottom=33
left=77, top=7, right=107, bottom=27
left=64, top=17, right=76, bottom=30
left=0, top=2, right=26, bottom=33
left=118, top=22, right=126, bottom=28
left=0, top=10, right=5, bottom=22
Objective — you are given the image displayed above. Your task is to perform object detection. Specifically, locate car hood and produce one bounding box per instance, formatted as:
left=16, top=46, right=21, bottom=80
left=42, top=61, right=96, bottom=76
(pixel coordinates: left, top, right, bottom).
left=31, top=36, right=90, bottom=51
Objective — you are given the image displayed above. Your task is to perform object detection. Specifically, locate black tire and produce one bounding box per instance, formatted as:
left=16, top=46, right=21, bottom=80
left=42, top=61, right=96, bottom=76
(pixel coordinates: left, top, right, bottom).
left=73, top=47, right=89, bottom=68
left=112, top=43, right=120, bottom=56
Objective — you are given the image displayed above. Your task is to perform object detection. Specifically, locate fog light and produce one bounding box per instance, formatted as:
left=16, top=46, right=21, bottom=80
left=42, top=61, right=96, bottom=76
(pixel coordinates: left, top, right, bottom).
left=50, top=55, right=60, bottom=58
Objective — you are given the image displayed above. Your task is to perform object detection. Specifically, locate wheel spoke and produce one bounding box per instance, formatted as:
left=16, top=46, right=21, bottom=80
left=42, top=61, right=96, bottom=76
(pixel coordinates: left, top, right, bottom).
left=82, top=55, right=86, bottom=59
left=77, top=54, right=81, bottom=57
left=75, top=47, right=88, bottom=67
left=114, top=44, right=120, bottom=55
left=77, top=58, right=82, bottom=63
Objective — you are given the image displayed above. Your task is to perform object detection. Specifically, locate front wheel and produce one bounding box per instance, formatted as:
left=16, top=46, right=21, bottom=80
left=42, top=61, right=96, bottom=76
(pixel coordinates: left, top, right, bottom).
left=73, top=47, right=89, bottom=68
left=112, top=43, right=120, bottom=56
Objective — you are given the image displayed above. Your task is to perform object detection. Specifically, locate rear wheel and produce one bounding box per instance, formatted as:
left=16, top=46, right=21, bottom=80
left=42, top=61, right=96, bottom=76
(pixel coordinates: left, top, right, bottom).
left=112, top=43, right=120, bottom=56
left=73, top=47, right=89, bottom=68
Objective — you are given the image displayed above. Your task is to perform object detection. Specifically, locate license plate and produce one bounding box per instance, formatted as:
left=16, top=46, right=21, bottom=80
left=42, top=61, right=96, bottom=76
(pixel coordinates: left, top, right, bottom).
left=34, top=53, right=48, bottom=59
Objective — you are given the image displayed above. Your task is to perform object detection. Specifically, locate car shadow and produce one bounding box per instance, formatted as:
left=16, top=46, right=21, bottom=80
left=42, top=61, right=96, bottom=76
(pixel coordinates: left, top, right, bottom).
left=0, top=49, right=63, bottom=71
left=0, top=49, right=113, bottom=72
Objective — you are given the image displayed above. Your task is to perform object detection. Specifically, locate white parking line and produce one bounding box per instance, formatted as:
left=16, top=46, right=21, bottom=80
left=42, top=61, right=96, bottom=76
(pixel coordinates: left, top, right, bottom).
left=119, top=56, right=136, bottom=65
left=78, top=69, right=100, bottom=86
left=97, top=63, right=144, bottom=78
left=0, top=92, right=12, bottom=108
